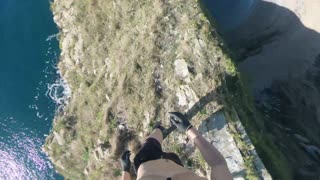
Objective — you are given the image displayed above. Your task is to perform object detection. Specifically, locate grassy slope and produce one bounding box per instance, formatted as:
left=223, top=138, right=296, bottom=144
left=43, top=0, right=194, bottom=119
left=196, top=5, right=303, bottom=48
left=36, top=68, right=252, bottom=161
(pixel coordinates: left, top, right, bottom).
left=45, top=0, right=285, bottom=179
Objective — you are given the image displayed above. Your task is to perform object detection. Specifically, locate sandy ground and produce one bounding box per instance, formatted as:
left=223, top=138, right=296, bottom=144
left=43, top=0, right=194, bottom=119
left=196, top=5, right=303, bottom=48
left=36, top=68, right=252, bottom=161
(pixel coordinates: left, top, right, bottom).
left=226, top=0, right=320, bottom=92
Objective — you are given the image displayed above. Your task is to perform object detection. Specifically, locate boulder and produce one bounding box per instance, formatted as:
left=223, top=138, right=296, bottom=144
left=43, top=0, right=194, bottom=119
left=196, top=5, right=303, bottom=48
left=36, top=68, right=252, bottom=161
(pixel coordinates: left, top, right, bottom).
left=198, top=111, right=246, bottom=179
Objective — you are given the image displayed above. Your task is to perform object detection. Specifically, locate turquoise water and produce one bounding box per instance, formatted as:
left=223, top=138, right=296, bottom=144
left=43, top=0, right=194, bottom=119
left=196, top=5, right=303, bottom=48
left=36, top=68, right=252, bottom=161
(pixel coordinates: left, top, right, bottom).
left=0, top=0, right=63, bottom=179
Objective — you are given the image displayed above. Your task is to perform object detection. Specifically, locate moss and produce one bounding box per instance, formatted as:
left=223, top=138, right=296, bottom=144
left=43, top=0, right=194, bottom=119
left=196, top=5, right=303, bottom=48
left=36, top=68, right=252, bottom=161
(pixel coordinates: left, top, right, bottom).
left=108, top=118, right=118, bottom=132
left=192, top=149, right=207, bottom=174
left=186, top=158, right=193, bottom=169
left=53, top=118, right=65, bottom=131
left=199, top=108, right=208, bottom=115
left=225, top=57, right=237, bottom=76
left=50, top=1, right=56, bottom=12
left=172, top=143, right=183, bottom=154
left=113, top=169, right=122, bottom=177
left=96, top=111, right=104, bottom=121
left=82, top=147, right=90, bottom=162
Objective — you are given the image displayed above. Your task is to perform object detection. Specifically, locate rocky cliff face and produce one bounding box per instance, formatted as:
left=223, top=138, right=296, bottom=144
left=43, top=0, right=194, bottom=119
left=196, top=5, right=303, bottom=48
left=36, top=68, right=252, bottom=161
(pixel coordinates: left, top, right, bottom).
left=213, top=1, right=320, bottom=178
left=44, top=0, right=271, bottom=179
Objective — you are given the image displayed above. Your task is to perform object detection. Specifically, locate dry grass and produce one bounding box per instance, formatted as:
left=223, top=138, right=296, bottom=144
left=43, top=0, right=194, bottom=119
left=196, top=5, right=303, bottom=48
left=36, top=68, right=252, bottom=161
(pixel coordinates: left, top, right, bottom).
left=44, top=0, right=260, bottom=179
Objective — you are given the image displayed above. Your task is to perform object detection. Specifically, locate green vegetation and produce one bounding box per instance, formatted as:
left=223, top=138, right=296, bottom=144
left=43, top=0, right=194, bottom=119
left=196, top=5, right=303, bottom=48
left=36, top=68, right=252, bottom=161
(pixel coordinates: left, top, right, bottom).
left=193, top=149, right=207, bottom=172
left=224, top=57, right=237, bottom=76
left=82, top=147, right=89, bottom=162
left=113, top=169, right=122, bottom=177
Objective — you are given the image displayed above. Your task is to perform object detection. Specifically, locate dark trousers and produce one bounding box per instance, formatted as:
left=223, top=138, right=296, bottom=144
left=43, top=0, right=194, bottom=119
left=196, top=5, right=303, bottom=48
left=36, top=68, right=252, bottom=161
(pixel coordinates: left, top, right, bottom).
left=133, top=138, right=183, bottom=172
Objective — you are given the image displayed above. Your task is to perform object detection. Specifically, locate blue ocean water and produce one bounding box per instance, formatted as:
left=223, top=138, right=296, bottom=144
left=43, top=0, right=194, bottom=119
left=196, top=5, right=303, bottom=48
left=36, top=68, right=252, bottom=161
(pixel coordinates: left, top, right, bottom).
left=201, top=0, right=255, bottom=31
left=0, top=0, right=63, bottom=179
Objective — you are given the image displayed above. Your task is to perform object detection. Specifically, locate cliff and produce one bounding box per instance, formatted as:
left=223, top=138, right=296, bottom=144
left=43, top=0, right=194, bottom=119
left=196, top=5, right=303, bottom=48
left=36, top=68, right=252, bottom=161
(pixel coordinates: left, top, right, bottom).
left=44, top=0, right=271, bottom=179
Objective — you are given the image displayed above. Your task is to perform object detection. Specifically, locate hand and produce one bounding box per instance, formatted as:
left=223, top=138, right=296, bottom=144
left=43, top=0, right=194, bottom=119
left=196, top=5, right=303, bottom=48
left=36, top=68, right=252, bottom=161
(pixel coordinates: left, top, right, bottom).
left=169, top=112, right=193, bottom=133
left=120, top=150, right=131, bottom=172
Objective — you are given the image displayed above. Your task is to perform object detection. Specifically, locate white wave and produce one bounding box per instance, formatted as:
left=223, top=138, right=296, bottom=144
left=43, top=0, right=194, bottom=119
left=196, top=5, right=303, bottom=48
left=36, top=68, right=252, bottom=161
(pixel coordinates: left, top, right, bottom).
left=46, top=72, right=71, bottom=112
left=45, top=33, right=59, bottom=42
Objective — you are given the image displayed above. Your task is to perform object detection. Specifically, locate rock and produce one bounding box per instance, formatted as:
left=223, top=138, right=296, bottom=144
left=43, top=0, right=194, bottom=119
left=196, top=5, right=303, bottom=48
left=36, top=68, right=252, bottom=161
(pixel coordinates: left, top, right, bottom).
left=93, top=146, right=104, bottom=161
left=176, top=87, right=188, bottom=107
left=84, top=165, right=90, bottom=176
left=139, top=132, right=144, bottom=138
left=105, top=94, right=110, bottom=102
left=55, top=160, right=65, bottom=170
left=176, top=85, right=198, bottom=109
left=234, top=178, right=245, bottom=180
left=143, top=111, right=151, bottom=130
left=198, top=111, right=246, bottom=178
left=97, top=138, right=103, bottom=145
left=300, top=143, right=320, bottom=162
left=174, top=59, right=190, bottom=82
left=93, top=142, right=111, bottom=162
left=118, top=124, right=126, bottom=130
left=233, top=110, right=272, bottom=180
left=53, top=131, right=65, bottom=146
left=198, top=111, right=272, bottom=180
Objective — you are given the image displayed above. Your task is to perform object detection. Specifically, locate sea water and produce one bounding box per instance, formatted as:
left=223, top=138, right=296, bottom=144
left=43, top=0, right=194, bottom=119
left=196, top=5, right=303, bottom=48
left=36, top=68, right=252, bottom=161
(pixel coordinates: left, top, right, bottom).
left=0, top=0, right=64, bottom=179
left=200, top=0, right=256, bottom=31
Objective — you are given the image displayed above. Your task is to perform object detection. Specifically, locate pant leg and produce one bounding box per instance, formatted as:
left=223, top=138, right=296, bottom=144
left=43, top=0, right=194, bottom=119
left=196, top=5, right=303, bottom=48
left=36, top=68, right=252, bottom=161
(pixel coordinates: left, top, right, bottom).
left=162, top=152, right=183, bottom=166
left=133, top=130, right=163, bottom=173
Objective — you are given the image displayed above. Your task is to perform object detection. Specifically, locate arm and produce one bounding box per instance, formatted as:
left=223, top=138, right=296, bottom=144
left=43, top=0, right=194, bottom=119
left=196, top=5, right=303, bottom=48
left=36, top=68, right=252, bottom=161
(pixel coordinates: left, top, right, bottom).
left=121, top=171, right=131, bottom=180
left=187, top=127, right=233, bottom=180
left=169, top=112, right=232, bottom=180
left=120, top=151, right=132, bottom=180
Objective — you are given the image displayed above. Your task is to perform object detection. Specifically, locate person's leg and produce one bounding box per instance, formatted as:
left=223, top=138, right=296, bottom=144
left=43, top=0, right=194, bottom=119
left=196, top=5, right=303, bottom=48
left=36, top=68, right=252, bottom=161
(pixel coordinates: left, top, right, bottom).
left=162, top=152, right=183, bottom=166
left=133, top=128, right=164, bottom=172
left=147, top=128, right=163, bottom=144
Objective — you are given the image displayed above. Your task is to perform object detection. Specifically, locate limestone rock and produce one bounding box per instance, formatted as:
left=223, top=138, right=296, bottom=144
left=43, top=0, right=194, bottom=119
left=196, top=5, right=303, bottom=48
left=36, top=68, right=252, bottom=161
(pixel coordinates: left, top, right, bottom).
left=55, top=160, right=65, bottom=170
left=174, top=59, right=190, bottom=82
left=53, top=131, right=65, bottom=146
left=198, top=111, right=246, bottom=179
left=176, top=85, right=199, bottom=109
left=93, top=145, right=110, bottom=161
